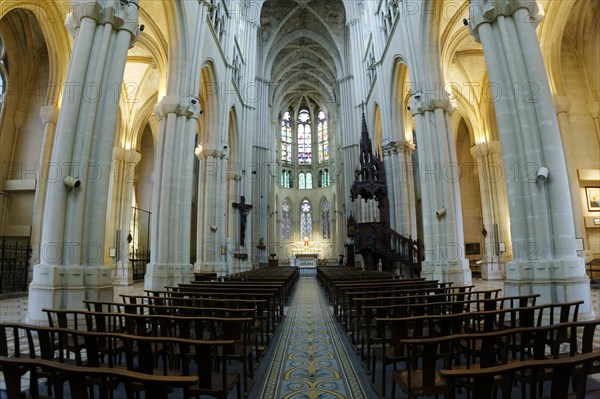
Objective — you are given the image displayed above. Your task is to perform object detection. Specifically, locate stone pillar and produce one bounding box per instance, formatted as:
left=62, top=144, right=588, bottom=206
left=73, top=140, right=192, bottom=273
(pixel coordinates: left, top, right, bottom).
left=588, top=101, right=600, bottom=146
left=194, top=147, right=227, bottom=275
left=226, top=172, right=241, bottom=274
left=144, top=96, right=199, bottom=291
left=411, top=96, right=472, bottom=286
left=382, top=143, right=397, bottom=231
left=30, top=106, right=59, bottom=266
left=555, top=96, right=587, bottom=257
left=470, top=0, right=592, bottom=318
left=28, top=0, right=139, bottom=323
left=470, top=141, right=510, bottom=280
left=107, top=148, right=141, bottom=286
left=383, top=141, right=418, bottom=238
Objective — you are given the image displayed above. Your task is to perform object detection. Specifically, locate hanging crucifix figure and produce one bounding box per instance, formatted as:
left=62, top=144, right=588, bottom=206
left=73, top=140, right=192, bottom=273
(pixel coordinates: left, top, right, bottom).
left=232, top=195, right=253, bottom=246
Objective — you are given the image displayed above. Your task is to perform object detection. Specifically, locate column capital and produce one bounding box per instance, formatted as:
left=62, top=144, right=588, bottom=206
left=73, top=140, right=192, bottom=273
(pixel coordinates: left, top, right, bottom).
left=409, top=94, right=453, bottom=115
left=69, top=1, right=140, bottom=39
left=196, top=146, right=225, bottom=159
left=155, top=95, right=202, bottom=119
left=470, top=140, right=502, bottom=157
left=381, top=141, right=399, bottom=156
left=554, top=96, right=572, bottom=114
left=588, top=101, right=600, bottom=119
left=112, top=147, right=142, bottom=164
left=400, top=141, right=416, bottom=153
left=227, top=171, right=242, bottom=181
left=39, top=106, right=59, bottom=124
left=469, top=0, right=542, bottom=41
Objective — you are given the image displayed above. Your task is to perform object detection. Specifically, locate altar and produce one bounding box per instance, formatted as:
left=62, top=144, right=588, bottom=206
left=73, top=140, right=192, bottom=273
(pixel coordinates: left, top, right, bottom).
left=291, top=239, right=320, bottom=275
left=291, top=253, right=319, bottom=268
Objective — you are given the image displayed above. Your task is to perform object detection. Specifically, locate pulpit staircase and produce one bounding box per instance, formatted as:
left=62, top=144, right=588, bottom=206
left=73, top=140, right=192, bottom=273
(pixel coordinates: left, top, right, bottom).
left=354, top=222, right=421, bottom=277
left=349, top=108, right=422, bottom=276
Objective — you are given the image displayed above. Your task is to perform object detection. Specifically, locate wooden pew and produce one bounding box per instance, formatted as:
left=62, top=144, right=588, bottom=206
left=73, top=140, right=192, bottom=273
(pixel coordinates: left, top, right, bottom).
left=0, top=355, right=199, bottom=399
left=371, top=300, right=584, bottom=398
left=0, top=322, right=242, bottom=399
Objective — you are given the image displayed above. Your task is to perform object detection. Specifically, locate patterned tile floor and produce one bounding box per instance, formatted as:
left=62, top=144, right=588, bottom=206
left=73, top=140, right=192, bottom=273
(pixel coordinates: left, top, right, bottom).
left=255, top=277, right=376, bottom=399
left=2, top=277, right=600, bottom=398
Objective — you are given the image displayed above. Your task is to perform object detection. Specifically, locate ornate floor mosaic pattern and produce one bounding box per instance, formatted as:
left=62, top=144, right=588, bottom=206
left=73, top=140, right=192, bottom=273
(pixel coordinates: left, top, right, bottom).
left=258, top=277, right=368, bottom=399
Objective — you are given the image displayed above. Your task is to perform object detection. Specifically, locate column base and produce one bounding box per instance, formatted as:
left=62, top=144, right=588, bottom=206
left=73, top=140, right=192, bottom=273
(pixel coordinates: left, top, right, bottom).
left=421, top=258, right=472, bottom=287
left=144, top=263, right=193, bottom=291
left=26, top=264, right=114, bottom=324
left=504, top=257, right=594, bottom=320
left=481, top=261, right=506, bottom=280
left=112, top=261, right=134, bottom=286
left=194, top=262, right=228, bottom=277
left=84, top=265, right=114, bottom=303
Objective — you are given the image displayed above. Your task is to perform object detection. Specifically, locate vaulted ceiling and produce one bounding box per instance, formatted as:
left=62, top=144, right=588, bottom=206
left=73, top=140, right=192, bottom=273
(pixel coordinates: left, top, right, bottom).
left=259, top=0, right=347, bottom=113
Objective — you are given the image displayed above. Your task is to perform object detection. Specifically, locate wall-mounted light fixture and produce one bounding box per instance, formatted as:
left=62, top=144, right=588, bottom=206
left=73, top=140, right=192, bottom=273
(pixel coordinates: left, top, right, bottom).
left=436, top=207, right=446, bottom=218
left=64, top=176, right=81, bottom=190
left=537, top=167, right=549, bottom=183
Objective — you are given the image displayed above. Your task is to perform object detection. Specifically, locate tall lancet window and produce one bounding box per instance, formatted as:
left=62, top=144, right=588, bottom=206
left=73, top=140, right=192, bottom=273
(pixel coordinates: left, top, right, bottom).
left=297, top=108, right=312, bottom=165
left=0, top=37, right=7, bottom=105
left=300, top=199, right=312, bottom=239
left=305, top=172, right=313, bottom=189
left=281, top=170, right=291, bottom=188
left=282, top=199, right=291, bottom=240
left=322, top=199, right=331, bottom=239
left=317, top=110, right=329, bottom=163
left=281, top=111, right=292, bottom=164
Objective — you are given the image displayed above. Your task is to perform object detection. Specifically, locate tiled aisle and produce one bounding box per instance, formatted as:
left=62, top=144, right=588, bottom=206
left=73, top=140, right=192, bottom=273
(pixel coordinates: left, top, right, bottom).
left=255, top=276, right=376, bottom=399
left=2, top=278, right=600, bottom=398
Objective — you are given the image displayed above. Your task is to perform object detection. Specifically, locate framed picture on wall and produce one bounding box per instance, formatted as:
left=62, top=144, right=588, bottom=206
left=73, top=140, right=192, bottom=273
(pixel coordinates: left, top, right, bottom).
left=585, top=187, right=600, bottom=212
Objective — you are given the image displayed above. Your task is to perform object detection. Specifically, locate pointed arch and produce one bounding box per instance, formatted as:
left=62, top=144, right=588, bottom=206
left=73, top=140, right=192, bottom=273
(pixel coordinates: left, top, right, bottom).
left=321, top=197, right=331, bottom=239
left=300, top=198, right=312, bottom=239
left=281, top=197, right=292, bottom=240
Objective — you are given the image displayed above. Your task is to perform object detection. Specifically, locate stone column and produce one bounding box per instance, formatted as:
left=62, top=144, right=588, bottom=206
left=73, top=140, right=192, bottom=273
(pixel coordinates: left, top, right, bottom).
left=410, top=96, right=472, bottom=286
left=30, top=106, right=59, bottom=266
left=470, top=0, right=592, bottom=318
left=28, top=0, right=139, bottom=323
left=226, top=172, right=241, bottom=274
left=554, top=96, right=587, bottom=257
left=383, top=141, right=418, bottom=238
left=588, top=101, right=600, bottom=146
left=382, top=143, right=397, bottom=231
left=400, top=142, right=419, bottom=237
left=194, top=147, right=227, bottom=275
left=144, top=96, right=199, bottom=291
left=470, top=141, right=510, bottom=280
left=107, top=148, right=141, bottom=286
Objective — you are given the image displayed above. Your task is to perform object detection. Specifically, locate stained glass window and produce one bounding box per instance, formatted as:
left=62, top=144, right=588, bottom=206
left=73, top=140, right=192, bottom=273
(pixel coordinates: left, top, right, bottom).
left=282, top=199, right=291, bottom=240
left=320, top=169, right=330, bottom=187
left=281, top=111, right=292, bottom=163
left=281, top=170, right=291, bottom=188
left=317, top=110, right=329, bottom=163
left=298, top=172, right=306, bottom=190
left=322, top=200, right=331, bottom=239
left=300, top=199, right=312, bottom=239
left=298, top=109, right=312, bottom=165
left=305, top=172, right=313, bottom=189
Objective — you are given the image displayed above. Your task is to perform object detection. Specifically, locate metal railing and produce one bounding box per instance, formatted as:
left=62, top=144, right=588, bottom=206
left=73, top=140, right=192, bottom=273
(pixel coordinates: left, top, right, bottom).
left=130, top=248, right=150, bottom=280
left=0, top=238, right=31, bottom=294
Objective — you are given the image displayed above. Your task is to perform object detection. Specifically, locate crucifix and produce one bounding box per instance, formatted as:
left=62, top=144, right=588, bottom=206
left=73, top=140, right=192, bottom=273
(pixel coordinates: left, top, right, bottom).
left=232, top=195, right=253, bottom=246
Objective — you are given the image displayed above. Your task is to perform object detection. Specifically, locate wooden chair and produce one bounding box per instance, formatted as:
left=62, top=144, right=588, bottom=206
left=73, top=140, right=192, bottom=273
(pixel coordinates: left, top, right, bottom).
left=441, top=351, right=600, bottom=399
left=0, top=354, right=198, bottom=399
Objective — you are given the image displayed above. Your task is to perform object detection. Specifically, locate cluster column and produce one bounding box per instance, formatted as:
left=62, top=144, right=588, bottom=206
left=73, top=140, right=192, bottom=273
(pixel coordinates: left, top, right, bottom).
left=470, top=0, right=592, bottom=317
left=144, top=96, right=199, bottom=291
left=106, top=148, right=141, bottom=286
left=382, top=141, right=418, bottom=238
left=410, top=97, right=472, bottom=286
left=28, top=0, right=139, bottom=323
left=470, top=141, right=510, bottom=279
left=194, top=146, right=228, bottom=275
